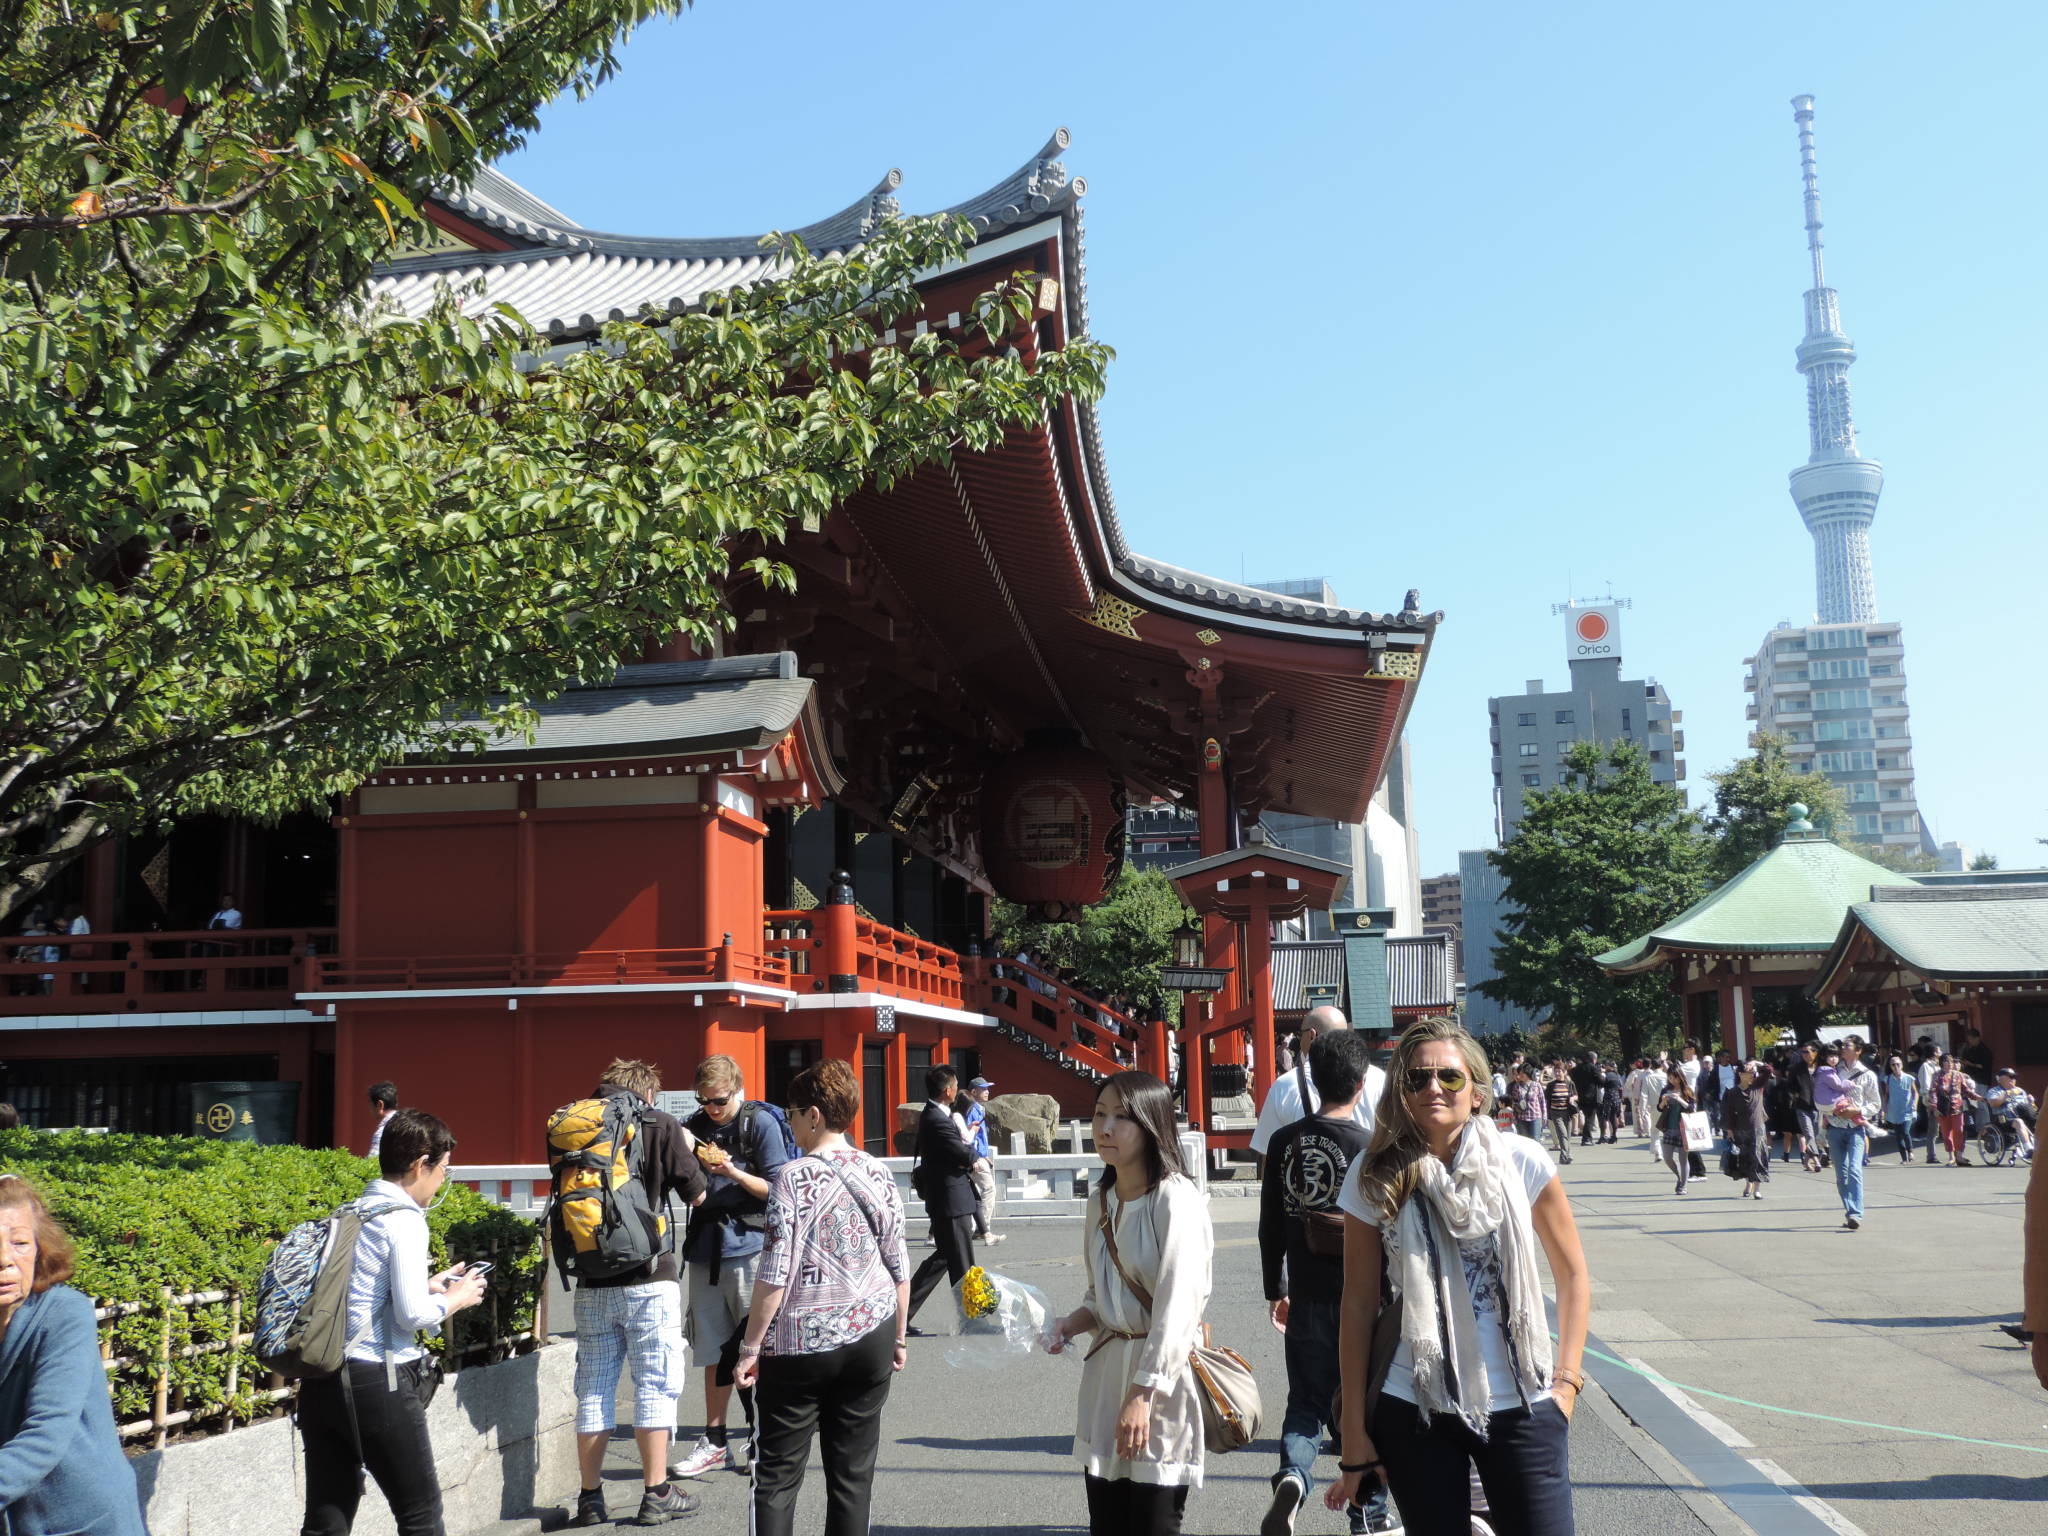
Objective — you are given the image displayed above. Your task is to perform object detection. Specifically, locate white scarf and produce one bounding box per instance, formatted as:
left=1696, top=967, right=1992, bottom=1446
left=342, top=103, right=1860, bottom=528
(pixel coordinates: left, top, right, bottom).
left=1385, top=1114, right=1552, bottom=1437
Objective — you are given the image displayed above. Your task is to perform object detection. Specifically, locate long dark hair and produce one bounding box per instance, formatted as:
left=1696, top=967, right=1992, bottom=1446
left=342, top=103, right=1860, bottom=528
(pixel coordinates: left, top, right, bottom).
left=1096, top=1071, right=1186, bottom=1192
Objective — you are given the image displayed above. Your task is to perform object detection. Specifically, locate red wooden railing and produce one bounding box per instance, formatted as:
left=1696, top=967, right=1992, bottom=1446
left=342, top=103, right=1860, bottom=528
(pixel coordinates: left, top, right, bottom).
left=0, top=928, right=335, bottom=1015
left=761, top=909, right=965, bottom=1006
left=308, top=945, right=791, bottom=992
left=961, top=955, right=1136, bottom=1081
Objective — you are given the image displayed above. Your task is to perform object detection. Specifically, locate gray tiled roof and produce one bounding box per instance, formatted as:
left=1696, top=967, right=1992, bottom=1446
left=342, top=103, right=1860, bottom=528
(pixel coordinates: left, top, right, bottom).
left=371, top=132, right=1081, bottom=339
left=470, top=652, right=821, bottom=764
left=1849, top=883, right=2048, bottom=978
left=1269, top=934, right=1456, bottom=1013
left=1270, top=941, right=1345, bottom=1011
left=1387, top=934, right=1456, bottom=1010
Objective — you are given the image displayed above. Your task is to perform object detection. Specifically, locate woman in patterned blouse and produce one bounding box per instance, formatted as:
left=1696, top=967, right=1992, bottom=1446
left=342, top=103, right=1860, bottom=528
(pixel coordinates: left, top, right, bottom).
left=734, top=1060, right=910, bottom=1536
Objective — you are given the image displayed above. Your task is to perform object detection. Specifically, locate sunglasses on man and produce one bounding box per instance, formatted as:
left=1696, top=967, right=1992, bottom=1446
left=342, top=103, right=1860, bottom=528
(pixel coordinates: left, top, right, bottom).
left=1403, top=1067, right=1470, bottom=1095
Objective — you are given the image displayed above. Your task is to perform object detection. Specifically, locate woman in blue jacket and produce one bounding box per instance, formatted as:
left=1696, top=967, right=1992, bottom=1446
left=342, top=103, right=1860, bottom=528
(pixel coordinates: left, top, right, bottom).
left=0, top=1172, right=146, bottom=1535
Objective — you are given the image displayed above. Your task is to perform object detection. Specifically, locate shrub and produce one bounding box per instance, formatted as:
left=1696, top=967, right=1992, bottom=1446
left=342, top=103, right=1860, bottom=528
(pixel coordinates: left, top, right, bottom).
left=0, top=1130, right=542, bottom=1432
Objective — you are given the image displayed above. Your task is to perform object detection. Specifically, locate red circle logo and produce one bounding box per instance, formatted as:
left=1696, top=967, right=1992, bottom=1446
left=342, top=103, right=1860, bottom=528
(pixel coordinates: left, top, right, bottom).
left=1575, top=612, right=1610, bottom=642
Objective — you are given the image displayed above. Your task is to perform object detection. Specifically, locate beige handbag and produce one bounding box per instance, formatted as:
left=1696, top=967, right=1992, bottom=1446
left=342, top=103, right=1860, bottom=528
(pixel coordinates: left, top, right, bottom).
left=1097, top=1192, right=1263, bottom=1453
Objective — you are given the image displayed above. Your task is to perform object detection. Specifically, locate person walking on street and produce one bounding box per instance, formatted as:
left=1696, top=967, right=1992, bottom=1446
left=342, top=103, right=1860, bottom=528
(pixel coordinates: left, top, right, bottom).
left=903, top=1066, right=978, bottom=1333
left=1930, top=1054, right=1980, bottom=1168
left=1657, top=1068, right=1696, bottom=1195
left=1787, top=1042, right=1824, bottom=1172
left=961, top=1077, right=1005, bottom=1245
left=677, top=1055, right=791, bottom=1478
left=1597, top=1061, right=1625, bottom=1145
left=1251, top=1006, right=1388, bottom=1158
left=1570, top=1053, right=1602, bottom=1148
left=1696, top=1050, right=1722, bottom=1138
left=2024, top=1146, right=2048, bottom=1391
left=1328, top=1019, right=1592, bottom=1536
left=366, top=1082, right=399, bottom=1159
left=1541, top=1063, right=1576, bottom=1165
left=1879, top=1055, right=1920, bottom=1165
left=733, top=1060, right=909, bottom=1536
left=1915, top=1044, right=1942, bottom=1164
left=295, top=1110, right=490, bottom=1536
left=1815, top=1035, right=1880, bottom=1231
left=1505, top=1067, right=1544, bottom=1142
left=0, top=1174, right=149, bottom=1536
left=1048, top=1072, right=1213, bottom=1536
left=1720, top=1061, right=1772, bottom=1199
left=1626, top=1060, right=1659, bottom=1142
left=1257, top=1032, right=1403, bottom=1536
left=568, top=1060, right=710, bottom=1529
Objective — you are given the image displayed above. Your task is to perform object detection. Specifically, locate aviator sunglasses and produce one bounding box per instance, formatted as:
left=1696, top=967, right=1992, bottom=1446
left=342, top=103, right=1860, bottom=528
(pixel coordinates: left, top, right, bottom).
left=1402, top=1067, right=1469, bottom=1095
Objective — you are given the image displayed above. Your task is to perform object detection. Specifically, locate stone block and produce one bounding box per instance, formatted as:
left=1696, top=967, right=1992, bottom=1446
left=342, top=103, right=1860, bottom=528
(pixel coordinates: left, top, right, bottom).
left=129, top=1343, right=578, bottom=1536
left=985, top=1093, right=1062, bottom=1154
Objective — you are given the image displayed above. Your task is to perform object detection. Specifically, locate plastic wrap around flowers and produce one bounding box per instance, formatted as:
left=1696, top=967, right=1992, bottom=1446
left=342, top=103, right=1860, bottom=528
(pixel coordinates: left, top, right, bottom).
left=943, top=1265, right=1062, bottom=1369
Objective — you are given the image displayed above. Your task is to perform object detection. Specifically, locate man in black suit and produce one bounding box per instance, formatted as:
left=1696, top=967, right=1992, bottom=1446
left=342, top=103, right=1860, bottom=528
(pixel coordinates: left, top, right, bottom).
left=904, top=1064, right=978, bottom=1334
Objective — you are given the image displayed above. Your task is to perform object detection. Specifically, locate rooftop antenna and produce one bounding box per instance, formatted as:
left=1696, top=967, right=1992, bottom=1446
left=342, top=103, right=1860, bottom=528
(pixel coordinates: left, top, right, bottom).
left=1793, top=93, right=1827, bottom=291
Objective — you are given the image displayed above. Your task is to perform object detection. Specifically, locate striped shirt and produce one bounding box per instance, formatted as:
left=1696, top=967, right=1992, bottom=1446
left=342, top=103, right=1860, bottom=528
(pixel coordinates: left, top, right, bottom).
left=342, top=1180, right=449, bottom=1367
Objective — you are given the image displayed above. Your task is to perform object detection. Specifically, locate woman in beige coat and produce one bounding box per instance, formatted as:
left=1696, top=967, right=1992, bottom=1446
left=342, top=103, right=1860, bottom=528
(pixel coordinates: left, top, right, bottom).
left=1047, top=1070, right=1212, bottom=1536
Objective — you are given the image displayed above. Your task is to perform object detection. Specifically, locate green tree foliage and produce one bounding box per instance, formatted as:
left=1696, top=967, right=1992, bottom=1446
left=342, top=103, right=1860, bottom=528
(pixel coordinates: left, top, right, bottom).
left=1477, top=739, right=1707, bottom=1060
left=0, top=3, right=1109, bottom=919
left=0, top=1128, right=538, bottom=1428
left=990, top=865, right=1187, bottom=1020
left=1856, top=841, right=1939, bottom=874
left=1969, top=852, right=1999, bottom=871
left=1703, top=732, right=1850, bottom=883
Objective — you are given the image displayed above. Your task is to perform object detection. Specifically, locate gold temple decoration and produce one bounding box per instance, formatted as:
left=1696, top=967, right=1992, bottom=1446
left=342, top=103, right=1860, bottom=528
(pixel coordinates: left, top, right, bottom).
left=1370, top=649, right=1422, bottom=681
left=1194, top=628, right=1221, bottom=646
left=1072, top=591, right=1145, bottom=639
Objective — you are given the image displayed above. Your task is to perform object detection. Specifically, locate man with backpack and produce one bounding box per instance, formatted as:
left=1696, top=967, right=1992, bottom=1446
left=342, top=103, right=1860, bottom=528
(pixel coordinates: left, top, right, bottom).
left=554, top=1059, right=709, bottom=1527
left=1258, top=1030, right=1402, bottom=1536
left=675, top=1054, right=792, bottom=1479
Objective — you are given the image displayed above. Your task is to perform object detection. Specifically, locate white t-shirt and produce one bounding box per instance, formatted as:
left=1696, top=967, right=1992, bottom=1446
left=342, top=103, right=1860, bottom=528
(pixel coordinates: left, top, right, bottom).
left=1678, top=1057, right=1700, bottom=1092
left=1336, top=1133, right=1557, bottom=1412
left=1249, top=1062, right=1388, bottom=1154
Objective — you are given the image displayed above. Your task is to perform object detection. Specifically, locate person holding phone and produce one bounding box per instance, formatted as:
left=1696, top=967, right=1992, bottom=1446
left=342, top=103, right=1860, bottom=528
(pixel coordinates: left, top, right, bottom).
left=297, top=1109, right=489, bottom=1536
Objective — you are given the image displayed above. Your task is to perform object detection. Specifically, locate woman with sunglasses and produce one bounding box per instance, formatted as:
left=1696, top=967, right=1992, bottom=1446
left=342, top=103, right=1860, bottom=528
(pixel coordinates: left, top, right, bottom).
left=1328, top=1018, right=1591, bottom=1536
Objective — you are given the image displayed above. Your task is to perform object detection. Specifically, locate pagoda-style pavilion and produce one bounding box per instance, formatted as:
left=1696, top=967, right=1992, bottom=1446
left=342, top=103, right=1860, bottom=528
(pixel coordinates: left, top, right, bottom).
left=1810, top=884, right=2048, bottom=1097
left=1595, top=806, right=1916, bottom=1057
left=0, top=137, right=1438, bottom=1159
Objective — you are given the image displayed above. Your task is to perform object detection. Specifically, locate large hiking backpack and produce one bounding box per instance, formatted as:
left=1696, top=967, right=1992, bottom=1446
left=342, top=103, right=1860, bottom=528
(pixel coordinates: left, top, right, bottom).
left=748, top=1101, right=800, bottom=1164
left=545, top=1093, right=669, bottom=1285
left=254, top=1198, right=408, bottom=1377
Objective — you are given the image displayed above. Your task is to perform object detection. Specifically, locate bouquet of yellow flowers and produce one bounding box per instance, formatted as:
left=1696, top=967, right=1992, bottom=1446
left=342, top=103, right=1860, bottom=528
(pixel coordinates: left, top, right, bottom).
left=945, top=1264, right=1057, bottom=1369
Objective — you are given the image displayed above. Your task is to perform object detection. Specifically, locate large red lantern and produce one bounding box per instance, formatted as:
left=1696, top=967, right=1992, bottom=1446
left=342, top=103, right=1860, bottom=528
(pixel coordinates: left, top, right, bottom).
left=980, top=739, right=1126, bottom=918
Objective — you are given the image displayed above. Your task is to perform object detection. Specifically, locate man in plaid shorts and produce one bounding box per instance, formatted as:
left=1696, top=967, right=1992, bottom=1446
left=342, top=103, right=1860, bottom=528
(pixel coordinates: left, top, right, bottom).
left=572, top=1060, right=709, bottom=1528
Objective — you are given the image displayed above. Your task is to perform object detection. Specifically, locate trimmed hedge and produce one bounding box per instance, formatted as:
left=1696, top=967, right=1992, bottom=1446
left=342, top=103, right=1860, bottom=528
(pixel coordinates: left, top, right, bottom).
left=0, top=1130, right=543, bottom=1430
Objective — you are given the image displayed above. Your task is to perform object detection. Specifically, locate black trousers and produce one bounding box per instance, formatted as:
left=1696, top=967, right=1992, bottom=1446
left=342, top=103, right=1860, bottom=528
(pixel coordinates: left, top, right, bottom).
left=1083, top=1473, right=1188, bottom=1536
left=1371, top=1393, right=1575, bottom=1536
left=749, top=1319, right=897, bottom=1536
left=904, top=1211, right=975, bottom=1320
left=299, top=1359, right=444, bottom=1536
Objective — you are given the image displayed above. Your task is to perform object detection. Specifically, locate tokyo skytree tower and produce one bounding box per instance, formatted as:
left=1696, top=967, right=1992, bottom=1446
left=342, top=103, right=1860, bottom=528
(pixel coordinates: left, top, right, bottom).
left=1787, top=94, right=1882, bottom=625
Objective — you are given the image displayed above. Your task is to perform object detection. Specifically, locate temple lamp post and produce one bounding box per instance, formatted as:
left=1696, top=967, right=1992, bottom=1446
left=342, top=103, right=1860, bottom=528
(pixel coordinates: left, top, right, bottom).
left=1159, top=915, right=1233, bottom=1124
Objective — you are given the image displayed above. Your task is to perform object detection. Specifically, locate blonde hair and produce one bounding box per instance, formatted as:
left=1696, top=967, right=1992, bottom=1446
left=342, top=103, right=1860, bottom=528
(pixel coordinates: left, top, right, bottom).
left=1351, top=1017, right=1496, bottom=1224
left=598, top=1059, right=662, bottom=1100
left=694, top=1054, right=741, bottom=1094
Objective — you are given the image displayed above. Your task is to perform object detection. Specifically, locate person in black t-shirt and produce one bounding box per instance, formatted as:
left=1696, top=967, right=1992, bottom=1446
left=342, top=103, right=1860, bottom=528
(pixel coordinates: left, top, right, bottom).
left=1570, top=1053, right=1603, bottom=1146
left=1258, top=1031, right=1399, bottom=1536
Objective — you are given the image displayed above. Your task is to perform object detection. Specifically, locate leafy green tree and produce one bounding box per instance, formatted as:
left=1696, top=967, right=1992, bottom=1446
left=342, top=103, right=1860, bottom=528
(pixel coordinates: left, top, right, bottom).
left=1970, top=852, right=1999, bottom=871
left=1477, top=739, right=1708, bottom=1061
left=1856, top=842, right=1939, bottom=874
left=1703, top=732, right=1851, bottom=883
left=991, top=865, right=1187, bottom=1021
left=0, top=2, right=1108, bottom=919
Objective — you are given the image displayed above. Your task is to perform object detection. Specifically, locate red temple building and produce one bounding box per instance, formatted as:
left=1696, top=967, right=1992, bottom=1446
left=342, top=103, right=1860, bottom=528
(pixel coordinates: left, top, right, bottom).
left=0, top=136, right=1438, bottom=1161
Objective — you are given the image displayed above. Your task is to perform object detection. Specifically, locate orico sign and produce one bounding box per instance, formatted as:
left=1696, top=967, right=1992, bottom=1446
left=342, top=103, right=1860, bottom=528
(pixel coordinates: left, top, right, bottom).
left=1566, top=605, right=1621, bottom=660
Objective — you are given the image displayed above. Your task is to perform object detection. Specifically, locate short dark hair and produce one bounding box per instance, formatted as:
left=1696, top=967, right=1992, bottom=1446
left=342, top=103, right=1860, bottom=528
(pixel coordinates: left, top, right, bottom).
left=0, top=1101, right=18, bottom=1130
left=367, top=1081, right=398, bottom=1110
left=1839, top=1034, right=1865, bottom=1053
left=377, top=1107, right=458, bottom=1179
left=789, top=1059, right=860, bottom=1132
left=1308, top=1030, right=1370, bottom=1107
left=924, top=1064, right=957, bottom=1099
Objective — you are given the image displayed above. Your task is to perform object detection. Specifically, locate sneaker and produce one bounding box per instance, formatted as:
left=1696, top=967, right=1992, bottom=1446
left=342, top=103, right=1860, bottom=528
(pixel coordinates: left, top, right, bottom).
left=725, top=1435, right=750, bottom=1473
left=1354, top=1496, right=1405, bottom=1535
left=668, top=1437, right=728, bottom=1480
left=984, top=1232, right=1007, bottom=1244
left=572, top=1488, right=608, bottom=1528
left=1260, top=1474, right=1306, bottom=1536
left=632, top=1483, right=699, bottom=1524
left=1470, top=1519, right=1496, bottom=1536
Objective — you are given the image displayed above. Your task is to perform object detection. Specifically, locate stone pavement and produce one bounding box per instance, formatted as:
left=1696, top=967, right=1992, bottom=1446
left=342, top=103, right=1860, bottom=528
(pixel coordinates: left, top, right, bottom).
left=472, top=1190, right=1767, bottom=1533
left=1552, top=1126, right=2045, bottom=1534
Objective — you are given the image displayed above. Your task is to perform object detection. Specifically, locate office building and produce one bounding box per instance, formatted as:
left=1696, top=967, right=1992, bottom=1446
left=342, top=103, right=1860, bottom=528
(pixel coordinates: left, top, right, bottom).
left=1420, top=872, right=1464, bottom=987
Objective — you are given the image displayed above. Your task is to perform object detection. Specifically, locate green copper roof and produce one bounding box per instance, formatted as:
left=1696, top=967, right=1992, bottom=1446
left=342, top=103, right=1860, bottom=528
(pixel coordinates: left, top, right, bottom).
left=1596, top=834, right=1919, bottom=974
left=1842, top=885, right=2048, bottom=979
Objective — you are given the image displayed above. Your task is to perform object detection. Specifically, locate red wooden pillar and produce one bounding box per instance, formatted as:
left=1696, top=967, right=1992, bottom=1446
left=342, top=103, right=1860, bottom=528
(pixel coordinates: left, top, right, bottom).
left=820, top=869, right=859, bottom=991
left=1245, top=893, right=1278, bottom=1111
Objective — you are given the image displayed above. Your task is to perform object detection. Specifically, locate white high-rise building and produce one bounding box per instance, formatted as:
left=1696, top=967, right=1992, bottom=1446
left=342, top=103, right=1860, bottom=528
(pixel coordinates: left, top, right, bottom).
left=1744, top=97, right=1928, bottom=852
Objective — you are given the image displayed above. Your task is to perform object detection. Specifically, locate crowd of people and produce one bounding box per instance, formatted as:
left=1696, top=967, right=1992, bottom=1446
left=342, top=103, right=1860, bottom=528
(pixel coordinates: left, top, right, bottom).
left=3, top=1014, right=2043, bottom=1536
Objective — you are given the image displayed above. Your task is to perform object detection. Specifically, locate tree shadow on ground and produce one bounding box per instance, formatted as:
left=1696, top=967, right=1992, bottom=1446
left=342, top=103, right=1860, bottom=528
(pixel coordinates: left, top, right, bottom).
left=1814, top=1312, right=2019, bottom=1329
left=898, top=1435, right=1075, bottom=1455
left=1797, top=1473, right=2047, bottom=1503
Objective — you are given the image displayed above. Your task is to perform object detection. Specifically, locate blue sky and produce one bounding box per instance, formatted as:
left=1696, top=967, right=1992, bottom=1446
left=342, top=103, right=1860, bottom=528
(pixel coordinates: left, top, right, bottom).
left=501, top=1, right=2046, bottom=875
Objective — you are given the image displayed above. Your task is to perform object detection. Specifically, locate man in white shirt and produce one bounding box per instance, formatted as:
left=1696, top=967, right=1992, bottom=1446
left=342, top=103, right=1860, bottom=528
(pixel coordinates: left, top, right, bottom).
left=1249, top=1006, right=1388, bottom=1156
left=206, top=894, right=244, bottom=931
left=1678, top=1043, right=1701, bottom=1094
left=366, top=1081, right=399, bottom=1158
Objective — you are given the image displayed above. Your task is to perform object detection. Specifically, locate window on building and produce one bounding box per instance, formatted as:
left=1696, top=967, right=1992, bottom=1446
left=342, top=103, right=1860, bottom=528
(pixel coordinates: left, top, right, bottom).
left=1870, top=664, right=1893, bottom=676
left=1518, top=743, right=1539, bottom=757
left=1848, top=782, right=1877, bottom=802
left=1788, top=696, right=1811, bottom=710
left=1555, top=741, right=1574, bottom=756
left=1554, top=710, right=1574, bottom=725
left=1854, top=812, right=1880, bottom=835
left=1882, top=817, right=1912, bottom=834
left=2014, top=1003, right=2048, bottom=1068
left=1621, top=708, right=1632, bottom=734
left=1557, top=770, right=1571, bottom=784
left=1885, top=787, right=1903, bottom=800
left=1521, top=773, right=1541, bottom=787
left=1517, top=712, right=1536, bottom=727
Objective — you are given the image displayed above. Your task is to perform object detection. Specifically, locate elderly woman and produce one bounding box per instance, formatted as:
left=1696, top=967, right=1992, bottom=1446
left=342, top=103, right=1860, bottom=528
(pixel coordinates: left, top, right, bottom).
left=1328, top=1018, right=1592, bottom=1536
left=1720, top=1061, right=1773, bottom=1199
left=734, top=1059, right=910, bottom=1536
left=0, top=1173, right=146, bottom=1536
